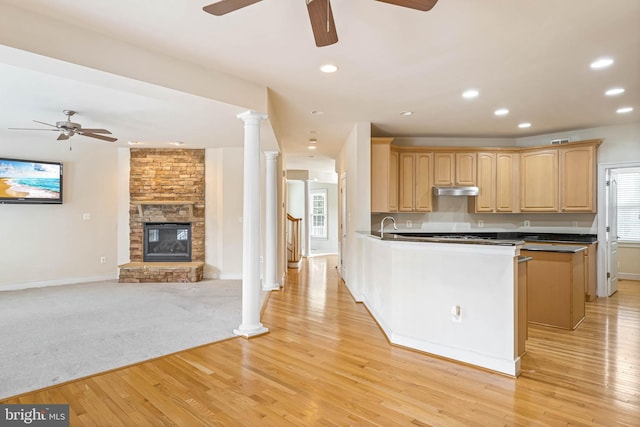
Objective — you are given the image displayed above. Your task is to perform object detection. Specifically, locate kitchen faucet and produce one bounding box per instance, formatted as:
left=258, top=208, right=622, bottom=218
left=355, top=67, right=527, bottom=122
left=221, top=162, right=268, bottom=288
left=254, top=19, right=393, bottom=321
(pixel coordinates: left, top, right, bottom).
left=380, top=216, right=397, bottom=238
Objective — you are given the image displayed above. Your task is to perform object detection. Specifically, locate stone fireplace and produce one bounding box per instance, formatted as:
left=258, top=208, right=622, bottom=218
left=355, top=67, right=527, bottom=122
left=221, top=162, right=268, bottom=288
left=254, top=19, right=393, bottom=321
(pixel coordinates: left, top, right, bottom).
left=118, top=149, right=205, bottom=283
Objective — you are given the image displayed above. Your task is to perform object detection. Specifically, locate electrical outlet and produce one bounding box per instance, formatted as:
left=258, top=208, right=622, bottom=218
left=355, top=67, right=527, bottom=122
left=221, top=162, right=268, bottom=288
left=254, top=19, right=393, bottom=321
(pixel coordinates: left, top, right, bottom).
left=478, top=220, right=484, bottom=228
left=524, top=220, right=531, bottom=228
left=100, top=256, right=106, bottom=264
left=83, top=213, right=91, bottom=220
left=406, top=220, right=412, bottom=228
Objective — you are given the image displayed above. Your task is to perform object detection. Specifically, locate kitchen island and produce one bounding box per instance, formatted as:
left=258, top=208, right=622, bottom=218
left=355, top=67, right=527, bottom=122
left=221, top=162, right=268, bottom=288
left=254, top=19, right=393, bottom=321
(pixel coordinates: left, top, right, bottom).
left=356, top=232, right=525, bottom=376
left=521, top=244, right=587, bottom=330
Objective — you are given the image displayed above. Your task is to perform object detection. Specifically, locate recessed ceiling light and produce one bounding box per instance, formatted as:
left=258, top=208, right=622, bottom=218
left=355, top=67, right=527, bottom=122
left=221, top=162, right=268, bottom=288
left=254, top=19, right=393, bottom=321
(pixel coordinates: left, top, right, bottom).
left=320, top=64, right=338, bottom=73
left=494, top=108, right=509, bottom=116
left=617, top=107, right=634, bottom=114
left=309, top=139, right=317, bottom=143
left=462, top=89, right=479, bottom=99
left=400, top=111, right=413, bottom=116
left=518, top=122, right=532, bottom=129
left=170, top=141, right=184, bottom=146
left=605, top=87, right=625, bottom=96
left=128, top=140, right=142, bottom=145
left=309, top=130, right=319, bottom=134
left=590, top=57, right=613, bottom=69
left=308, top=146, right=317, bottom=150
left=311, top=110, right=324, bottom=115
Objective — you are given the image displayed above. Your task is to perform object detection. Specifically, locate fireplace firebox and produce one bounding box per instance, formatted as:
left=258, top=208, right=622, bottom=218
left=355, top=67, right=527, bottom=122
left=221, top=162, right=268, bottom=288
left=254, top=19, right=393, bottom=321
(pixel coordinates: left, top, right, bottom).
left=143, top=222, right=192, bottom=262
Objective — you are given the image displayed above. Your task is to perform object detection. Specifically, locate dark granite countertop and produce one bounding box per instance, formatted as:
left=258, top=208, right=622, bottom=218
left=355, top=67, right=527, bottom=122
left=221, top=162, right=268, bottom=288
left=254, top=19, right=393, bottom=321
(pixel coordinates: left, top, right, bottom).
left=521, top=244, right=587, bottom=253
left=370, top=231, right=524, bottom=246
left=372, top=231, right=597, bottom=244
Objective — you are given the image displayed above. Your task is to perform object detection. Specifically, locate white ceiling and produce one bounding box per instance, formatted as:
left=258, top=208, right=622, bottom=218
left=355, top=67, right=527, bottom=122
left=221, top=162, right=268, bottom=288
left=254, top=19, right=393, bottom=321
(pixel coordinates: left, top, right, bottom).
left=0, top=0, right=638, bottom=172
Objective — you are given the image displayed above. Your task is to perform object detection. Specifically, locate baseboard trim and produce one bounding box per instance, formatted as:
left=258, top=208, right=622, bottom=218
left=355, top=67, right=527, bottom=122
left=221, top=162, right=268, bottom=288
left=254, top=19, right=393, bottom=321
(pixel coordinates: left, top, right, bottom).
left=0, top=274, right=118, bottom=292
left=619, top=273, right=640, bottom=281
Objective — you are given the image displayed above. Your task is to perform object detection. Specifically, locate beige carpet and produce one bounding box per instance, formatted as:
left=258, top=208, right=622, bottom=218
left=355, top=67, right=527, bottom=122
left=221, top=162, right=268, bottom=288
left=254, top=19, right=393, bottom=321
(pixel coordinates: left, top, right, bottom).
left=0, top=279, right=242, bottom=400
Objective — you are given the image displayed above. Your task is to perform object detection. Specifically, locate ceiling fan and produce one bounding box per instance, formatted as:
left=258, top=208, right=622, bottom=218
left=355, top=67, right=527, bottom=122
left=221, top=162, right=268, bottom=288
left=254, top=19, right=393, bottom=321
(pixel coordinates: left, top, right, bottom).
left=9, top=110, right=118, bottom=142
left=202, top=0, right=438, bottom=47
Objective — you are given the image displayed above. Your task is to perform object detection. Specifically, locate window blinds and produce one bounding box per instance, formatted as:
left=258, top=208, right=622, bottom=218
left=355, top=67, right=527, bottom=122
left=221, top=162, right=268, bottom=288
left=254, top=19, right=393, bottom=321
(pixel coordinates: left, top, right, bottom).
left=616, top=171, right=640, bottom=242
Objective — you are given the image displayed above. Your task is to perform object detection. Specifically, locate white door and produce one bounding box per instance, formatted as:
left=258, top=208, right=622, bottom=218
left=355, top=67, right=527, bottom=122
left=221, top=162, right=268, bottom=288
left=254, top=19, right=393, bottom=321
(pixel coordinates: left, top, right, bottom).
left=339, top=173, right=347, bottom=279
left=606, top=170, right=619, bottom=296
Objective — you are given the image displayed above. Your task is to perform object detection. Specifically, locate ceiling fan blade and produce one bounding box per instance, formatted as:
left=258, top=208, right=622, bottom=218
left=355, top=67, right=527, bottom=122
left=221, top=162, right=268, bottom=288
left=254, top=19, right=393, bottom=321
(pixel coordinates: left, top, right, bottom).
left=307, top=0, right=338, bottom=47
left=57, top=133, right=70, bottom=141
left=33, top=120, right=59, bottom=128
left=375, top=0, right=438, bottom=11
left=78, top=128, right=112, bottom=134
left=8, top=127, right=59, bottom=131
left=79, top=132, right=118, bottom=142
left=203, top=0, right=262, bottom=16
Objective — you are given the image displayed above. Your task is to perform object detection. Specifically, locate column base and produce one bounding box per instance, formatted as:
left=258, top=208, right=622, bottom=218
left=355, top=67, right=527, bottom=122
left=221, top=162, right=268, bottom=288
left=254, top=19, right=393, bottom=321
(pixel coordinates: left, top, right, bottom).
left=234, top=324, right=269, bottom=339
left=262, top=282, right=281, bottom=291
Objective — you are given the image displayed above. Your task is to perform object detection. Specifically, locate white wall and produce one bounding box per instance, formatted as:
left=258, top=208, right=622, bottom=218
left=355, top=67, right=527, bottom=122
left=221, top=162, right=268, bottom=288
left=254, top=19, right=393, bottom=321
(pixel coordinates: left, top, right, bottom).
left=205, top=147, right=244, bottom=279
left=0, top=136, right=119, bottom=289
left=336, top=122, right=371, bottom=299
left=619, top=244, right=640, bottom=281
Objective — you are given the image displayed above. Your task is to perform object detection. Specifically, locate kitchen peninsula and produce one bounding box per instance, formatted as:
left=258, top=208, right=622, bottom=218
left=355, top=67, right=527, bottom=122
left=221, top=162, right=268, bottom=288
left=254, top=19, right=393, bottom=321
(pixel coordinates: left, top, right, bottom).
left=358, top=232, right=525, bottom=376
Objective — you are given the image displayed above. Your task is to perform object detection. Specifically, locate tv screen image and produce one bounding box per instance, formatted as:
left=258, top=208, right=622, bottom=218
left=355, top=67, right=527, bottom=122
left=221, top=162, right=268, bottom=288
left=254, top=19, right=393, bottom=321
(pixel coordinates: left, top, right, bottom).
left=0, top=157, right=63, bottom=204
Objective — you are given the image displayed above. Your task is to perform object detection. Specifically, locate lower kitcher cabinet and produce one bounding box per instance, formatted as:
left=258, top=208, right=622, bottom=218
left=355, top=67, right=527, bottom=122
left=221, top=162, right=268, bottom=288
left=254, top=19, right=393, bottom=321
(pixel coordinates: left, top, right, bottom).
left=398, top=152, right=433, bottom=212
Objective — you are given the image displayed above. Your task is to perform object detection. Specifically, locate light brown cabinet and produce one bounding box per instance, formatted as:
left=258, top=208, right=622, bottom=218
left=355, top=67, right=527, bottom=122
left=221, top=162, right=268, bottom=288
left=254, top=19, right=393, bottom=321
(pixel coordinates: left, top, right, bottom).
left=434, top=152, right=476, bottom=186
left=520, top=142, right=599, bottom=213
left=534, top=241, right=598, bottom=302
left=522, top=248, right=586, bottom=330
left=371, top=138, right=398, bottom=212
left=520, top=149, right=559, bottom=212
left=474, top=152, right=519, bottom=213
left=560, top=144, right=596, bottom=212
left=399, top=152, right=433, bottom=212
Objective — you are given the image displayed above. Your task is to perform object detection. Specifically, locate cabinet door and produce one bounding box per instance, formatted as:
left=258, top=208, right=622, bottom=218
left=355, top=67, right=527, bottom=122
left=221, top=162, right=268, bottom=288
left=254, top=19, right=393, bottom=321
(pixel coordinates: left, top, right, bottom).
left=371, top=141, right=390, bottom=212
left=496, top=153, right=519, bottom=212
left=455, top=153, right=476, bottom=185
left=475, top=153, right=496, bottom=212
left=521, top=149, right=559, bottom=212
left=398, top=153, right=416, bottom=212
left=389, top=150, right=399, bottom=212
left=560, top=145, right=595, bottom=212
left=415, top=153, right=433, bottom=212
left=433, top=153, right=454, bottom=186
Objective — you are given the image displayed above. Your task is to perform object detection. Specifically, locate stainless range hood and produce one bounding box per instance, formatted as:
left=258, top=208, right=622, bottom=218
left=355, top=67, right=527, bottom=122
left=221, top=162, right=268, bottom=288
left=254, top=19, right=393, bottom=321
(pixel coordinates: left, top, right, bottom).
left=432, top=186, right=479, bottom=196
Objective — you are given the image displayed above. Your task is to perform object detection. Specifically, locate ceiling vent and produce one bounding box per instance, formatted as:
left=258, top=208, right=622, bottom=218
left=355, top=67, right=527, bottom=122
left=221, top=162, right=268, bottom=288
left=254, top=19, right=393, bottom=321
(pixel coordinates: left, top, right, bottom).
left=550, top=138, right=571, bottom=145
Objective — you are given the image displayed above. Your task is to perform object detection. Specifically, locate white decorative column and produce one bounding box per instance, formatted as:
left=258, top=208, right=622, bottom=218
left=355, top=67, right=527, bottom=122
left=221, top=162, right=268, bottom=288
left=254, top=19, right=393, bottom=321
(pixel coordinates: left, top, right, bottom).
left=234, top=110, right=269, bottom=338
left=263, top=151, right=280, bottom=290
left=303, top=179, right=311, bottom=257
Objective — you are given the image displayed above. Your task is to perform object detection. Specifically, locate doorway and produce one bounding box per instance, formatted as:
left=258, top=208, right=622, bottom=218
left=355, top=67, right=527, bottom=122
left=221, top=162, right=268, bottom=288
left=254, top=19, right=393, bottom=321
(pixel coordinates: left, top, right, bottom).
left=599, top=162, right=640, bottom=297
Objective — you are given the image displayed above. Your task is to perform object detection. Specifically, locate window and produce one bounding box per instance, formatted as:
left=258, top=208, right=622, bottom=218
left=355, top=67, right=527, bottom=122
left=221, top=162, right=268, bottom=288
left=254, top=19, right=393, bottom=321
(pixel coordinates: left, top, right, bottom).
left=311, top=189, right=327, bottom=239
left=617, top=171, right=640, bottom=242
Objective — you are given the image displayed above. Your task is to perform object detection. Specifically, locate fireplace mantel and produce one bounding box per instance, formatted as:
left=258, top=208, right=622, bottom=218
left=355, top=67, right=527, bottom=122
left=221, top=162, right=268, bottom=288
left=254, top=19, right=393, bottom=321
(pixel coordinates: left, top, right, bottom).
left=131, top=201, right=195, bottom=221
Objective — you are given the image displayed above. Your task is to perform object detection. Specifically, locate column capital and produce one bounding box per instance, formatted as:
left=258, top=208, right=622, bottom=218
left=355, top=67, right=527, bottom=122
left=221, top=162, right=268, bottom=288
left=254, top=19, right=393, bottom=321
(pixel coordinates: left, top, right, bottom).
left=264, top=151, right=279, bottom=159
left=237, top=110, right=267, bottom=124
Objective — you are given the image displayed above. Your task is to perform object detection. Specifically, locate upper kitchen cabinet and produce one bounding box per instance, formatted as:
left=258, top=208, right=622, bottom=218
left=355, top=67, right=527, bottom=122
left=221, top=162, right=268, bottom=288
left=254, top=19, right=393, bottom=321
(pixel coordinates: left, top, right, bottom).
left=520, top=148, right=559, bottom=212
left=520, top=140, right=601, bottom=213
left=474, top=152, right=520, bottom=213
left=399, top=152, right=433, bottom=212
left=560, top=143, right=598, bottom=212
left=434, top=152, right=476, bottom=186
left=371, top=138, right=398, bottom=212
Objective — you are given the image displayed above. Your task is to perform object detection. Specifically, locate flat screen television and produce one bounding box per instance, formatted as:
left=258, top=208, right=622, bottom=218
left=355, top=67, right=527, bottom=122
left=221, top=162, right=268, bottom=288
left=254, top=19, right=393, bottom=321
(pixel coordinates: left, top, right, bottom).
left=0, top=157, right=63, bottom=204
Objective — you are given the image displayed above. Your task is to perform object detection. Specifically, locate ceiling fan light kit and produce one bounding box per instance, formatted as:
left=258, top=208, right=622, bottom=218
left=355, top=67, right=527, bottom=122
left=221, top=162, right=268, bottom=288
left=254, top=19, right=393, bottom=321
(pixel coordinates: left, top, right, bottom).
left=203, top=0, right=438, bottom=47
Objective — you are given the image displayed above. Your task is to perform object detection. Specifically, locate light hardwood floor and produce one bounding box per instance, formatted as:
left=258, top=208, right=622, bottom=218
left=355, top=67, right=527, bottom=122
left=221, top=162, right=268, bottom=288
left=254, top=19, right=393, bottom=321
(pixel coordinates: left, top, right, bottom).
left=3, top=256, right=639, bottom=425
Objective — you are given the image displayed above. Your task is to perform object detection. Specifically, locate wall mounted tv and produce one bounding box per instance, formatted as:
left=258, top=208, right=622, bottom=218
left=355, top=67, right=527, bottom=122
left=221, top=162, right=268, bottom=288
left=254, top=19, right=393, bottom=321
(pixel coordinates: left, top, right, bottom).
left=0, top=157, right=63, bottom=204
